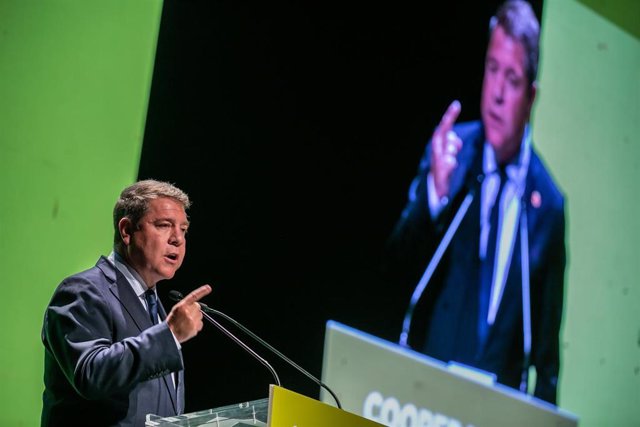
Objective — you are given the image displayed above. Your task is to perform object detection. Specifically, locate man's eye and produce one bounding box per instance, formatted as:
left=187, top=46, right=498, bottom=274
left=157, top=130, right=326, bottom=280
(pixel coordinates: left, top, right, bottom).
left=506, top=72, right=522, bottom=88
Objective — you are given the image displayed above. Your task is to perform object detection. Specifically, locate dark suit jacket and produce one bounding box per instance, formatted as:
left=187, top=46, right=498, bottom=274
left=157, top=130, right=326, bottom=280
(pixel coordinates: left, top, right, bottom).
left=42, top=256, right=185, bottom=426
left=388, top=121, right=566, bottom=403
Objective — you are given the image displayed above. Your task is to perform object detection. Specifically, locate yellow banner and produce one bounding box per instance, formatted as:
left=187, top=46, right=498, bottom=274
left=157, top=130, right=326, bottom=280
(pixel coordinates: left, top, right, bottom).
left=269, top=385, right=384, bottom=427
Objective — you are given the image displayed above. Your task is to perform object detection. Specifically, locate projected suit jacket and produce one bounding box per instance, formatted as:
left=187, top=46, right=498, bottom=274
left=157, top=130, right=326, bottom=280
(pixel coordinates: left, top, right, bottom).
left=42, top=256, right=185, bottom=426
left=388, top=120, right=566, bottom=404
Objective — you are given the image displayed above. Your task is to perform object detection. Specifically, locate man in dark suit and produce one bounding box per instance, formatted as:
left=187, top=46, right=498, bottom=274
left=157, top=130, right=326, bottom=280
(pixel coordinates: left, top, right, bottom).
left=42, top=180, right=212, bottom=426
left=388, top=1, right=565, bottom=404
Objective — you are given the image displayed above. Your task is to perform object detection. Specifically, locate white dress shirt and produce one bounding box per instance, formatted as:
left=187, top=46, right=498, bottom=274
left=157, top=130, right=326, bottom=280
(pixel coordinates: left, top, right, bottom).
left=427, top=126, right=531, bottom=325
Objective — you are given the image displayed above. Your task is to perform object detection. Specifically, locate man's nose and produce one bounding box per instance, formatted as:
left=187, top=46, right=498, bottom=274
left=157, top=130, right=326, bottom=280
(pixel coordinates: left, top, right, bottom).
left=169, top=227, right=185, bottom=246
left=493, top=75, right=505, bottom=104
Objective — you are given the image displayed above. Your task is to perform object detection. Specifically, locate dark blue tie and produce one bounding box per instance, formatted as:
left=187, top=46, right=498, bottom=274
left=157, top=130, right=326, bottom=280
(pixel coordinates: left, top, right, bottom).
left=145, top=289, right=159, bottom=325
left=478, top=168, right=508, bottom=350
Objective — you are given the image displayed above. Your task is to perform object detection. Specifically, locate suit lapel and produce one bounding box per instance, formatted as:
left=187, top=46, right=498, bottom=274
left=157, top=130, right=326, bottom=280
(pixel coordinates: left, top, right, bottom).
left=97, top=256, right=152, bottom=332
left=96, top=257, right=180, bottom=414
left=523, top=153, right=541, bottom=240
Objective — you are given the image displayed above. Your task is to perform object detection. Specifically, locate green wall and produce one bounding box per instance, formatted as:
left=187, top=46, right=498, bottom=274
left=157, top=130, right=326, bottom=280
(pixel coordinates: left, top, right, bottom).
left=0, top=1, right=163, bottom=425
left=535, top=0, right=640, bottom=425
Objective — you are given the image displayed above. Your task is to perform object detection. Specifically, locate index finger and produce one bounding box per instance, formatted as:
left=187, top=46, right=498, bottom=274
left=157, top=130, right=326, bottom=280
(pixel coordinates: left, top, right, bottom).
left=184, top=284, right=212, bottom=303
left=437, top=100, right=462, bottom=134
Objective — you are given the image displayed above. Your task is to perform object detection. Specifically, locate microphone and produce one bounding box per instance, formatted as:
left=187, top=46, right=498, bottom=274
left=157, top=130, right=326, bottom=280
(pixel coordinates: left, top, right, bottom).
left=399, top=169, right=484, bottom=348
left=168, top=291, right=281, bottom=387
left=169, top=290, right=342, bottom=409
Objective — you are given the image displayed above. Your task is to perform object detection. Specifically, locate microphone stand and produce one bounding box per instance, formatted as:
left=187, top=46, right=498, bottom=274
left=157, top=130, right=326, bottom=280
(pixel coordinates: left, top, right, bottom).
left=200, top=309, right=281, bottom=387
left=170, top=291, right=342, bottom=409
left=399, top=173, right=483, bottom=347
left=518, top=198, right=532, bottom=394
left=202, top=306, right=343, bottom=409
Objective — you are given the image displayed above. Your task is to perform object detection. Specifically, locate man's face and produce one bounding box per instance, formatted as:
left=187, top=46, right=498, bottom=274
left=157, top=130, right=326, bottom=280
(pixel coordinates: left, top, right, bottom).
left=122, top=197, right=189, bottom=287
left=481, top=24, right=536, bottom=164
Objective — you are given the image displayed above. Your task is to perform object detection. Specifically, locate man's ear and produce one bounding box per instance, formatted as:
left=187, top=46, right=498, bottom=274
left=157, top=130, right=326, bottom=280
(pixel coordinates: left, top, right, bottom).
left=118, top=217, right=134, bottom=246
left=528, top=80, right=538, bottom=109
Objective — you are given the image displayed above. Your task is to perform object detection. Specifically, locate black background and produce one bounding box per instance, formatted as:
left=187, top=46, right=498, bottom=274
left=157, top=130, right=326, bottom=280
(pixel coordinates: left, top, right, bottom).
left=140, top=0, right=543, bottom=411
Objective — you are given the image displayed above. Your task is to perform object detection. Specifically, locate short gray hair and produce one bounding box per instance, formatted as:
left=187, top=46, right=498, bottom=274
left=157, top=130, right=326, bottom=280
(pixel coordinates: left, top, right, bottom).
left=113, top=179, right=191, bottom=246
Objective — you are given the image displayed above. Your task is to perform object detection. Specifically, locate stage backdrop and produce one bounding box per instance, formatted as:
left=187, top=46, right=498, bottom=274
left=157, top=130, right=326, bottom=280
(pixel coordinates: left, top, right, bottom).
left=0, top=1, right=162, bottom=425
left=534, top=1, right=640, bottom=425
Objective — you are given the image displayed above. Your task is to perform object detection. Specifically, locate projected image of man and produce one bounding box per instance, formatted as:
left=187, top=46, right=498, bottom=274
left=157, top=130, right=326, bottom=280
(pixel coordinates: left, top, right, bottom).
left=388, top=0, right=566, bottom=404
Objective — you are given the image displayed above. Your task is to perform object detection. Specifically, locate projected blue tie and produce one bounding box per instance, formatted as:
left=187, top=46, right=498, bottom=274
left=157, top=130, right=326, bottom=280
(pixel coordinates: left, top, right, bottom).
left=478, top=168, right=507, bottom=349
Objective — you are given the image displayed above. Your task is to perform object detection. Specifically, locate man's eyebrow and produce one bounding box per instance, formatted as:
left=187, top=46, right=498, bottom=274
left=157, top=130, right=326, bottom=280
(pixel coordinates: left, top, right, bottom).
left=154, top=217, right=190, bottom=226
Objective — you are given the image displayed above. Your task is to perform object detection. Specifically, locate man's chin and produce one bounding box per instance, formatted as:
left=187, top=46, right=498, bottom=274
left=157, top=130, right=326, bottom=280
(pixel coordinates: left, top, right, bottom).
left=157, top=270, right=178, bottom=282
left=486, top=133, right=505, bottom=151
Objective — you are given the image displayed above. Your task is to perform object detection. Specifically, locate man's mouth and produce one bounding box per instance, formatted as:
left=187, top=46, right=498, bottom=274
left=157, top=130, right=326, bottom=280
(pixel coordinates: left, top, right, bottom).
left=165, top=253, right=179, bottom=262
left=488, top=110, right=503, bottom=125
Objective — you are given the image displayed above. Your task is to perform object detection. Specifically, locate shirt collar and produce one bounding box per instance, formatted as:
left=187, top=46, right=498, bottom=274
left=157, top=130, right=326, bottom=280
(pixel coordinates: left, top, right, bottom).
left=108, top=250, right=153, bottom=298
left=483, top=124, right=531, bottom=192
